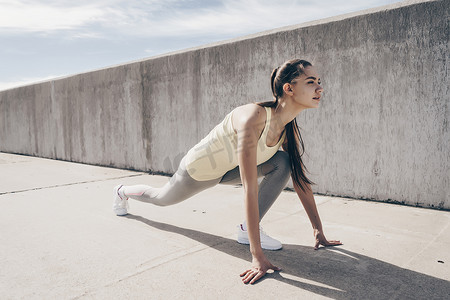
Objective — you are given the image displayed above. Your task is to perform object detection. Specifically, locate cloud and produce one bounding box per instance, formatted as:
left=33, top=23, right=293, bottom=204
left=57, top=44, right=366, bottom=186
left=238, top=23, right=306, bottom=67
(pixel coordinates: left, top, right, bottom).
left=122, top=0, right=400, bottom=40
left=0, top=0, right=190, bottom=35
left=0, top=0, right=107, bottom=32
left=0, top=0, right=400, bottom=38
left=96, top=0, right=371, bottom=38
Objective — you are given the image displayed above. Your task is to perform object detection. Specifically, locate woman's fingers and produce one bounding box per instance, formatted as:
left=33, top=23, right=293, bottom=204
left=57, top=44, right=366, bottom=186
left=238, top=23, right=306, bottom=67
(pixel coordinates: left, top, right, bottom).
left=242, top=272, right=253, bottom=283
left=315, top=238, right=343, bottom=249
left=240, top=269, right=251, bottom=277
left=242, top=269, right=258, bottom=284
left=241, top=265, right=281, bottom=284
left=327, top=240, right=343, bottom=246
left=242, top=269, right=264, bottom=284
left=314, top=238, right=321, bottom=250
left=322, top=239, right=342, bottom=247
left=242, top=270, right=255, bottom=282
left=249, top=271, right=265, bottom=284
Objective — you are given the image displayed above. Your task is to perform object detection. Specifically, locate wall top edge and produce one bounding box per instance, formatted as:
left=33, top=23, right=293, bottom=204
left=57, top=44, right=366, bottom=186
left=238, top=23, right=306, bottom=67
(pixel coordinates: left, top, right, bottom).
left=0, top=0, right=438, bottom=93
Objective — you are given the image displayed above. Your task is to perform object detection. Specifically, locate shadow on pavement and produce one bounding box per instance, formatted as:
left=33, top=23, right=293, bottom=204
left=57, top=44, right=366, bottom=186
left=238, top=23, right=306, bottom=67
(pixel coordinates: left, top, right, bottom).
left=125, top=214, right=450, bottom=299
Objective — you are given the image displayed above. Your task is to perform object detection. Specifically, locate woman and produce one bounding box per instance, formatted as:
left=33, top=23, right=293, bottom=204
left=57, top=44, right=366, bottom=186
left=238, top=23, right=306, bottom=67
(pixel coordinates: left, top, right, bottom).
left=113, top=58, right=342, bottom=284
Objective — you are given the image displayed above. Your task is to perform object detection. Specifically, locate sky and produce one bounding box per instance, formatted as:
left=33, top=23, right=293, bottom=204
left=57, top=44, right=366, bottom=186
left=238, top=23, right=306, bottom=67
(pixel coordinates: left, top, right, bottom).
left=0, top=0, right=402, bottom=91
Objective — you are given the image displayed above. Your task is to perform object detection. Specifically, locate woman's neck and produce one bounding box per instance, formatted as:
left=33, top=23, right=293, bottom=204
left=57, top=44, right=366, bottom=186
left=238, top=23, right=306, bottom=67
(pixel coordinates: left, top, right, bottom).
left=273, top=97, right=305, bottom=129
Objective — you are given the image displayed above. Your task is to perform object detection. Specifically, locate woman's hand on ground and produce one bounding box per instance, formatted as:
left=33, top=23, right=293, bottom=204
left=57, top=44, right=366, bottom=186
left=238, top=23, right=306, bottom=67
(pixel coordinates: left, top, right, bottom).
left=240, top=253, right=281, bottom=284
left=314, top=229, right=342, bottom=250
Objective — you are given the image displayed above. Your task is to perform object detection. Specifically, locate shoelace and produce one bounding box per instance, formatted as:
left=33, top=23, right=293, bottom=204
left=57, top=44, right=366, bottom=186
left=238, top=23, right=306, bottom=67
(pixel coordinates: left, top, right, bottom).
left=241, top=224, right=269, bottom=237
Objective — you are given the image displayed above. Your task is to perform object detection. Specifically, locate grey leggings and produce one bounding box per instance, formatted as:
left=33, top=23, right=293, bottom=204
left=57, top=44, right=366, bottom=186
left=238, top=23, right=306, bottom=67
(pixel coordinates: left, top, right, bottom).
left=122, top=151, right=291, bottom=220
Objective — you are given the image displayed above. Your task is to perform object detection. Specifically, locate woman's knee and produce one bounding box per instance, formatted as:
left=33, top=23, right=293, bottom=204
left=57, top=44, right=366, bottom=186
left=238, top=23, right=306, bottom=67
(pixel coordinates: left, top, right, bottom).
left=151, top=198, right=177, bottom=207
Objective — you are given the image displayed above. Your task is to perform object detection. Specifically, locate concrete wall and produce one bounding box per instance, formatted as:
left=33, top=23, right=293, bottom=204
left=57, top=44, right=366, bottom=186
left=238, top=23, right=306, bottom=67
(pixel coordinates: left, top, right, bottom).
left=0, top=0, right=448, bottom=209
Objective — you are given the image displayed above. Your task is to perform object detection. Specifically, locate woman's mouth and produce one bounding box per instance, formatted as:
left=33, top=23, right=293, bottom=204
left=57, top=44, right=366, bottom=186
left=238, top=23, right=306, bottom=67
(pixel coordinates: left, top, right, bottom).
left=313, top=96, right=320, bottom=101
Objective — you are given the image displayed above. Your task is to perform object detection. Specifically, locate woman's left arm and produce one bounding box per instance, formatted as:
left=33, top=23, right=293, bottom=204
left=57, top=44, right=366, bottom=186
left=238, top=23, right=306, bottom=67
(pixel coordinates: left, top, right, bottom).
left=282, top=137, right=341, bottom=249
left=293, top=181, right=342, bottom=249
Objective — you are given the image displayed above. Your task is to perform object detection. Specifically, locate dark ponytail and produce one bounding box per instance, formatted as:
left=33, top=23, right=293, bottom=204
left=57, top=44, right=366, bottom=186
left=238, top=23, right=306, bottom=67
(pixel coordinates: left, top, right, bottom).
left=270, top=67, right=279, bottom=97
left=258, top=59, right=314, bottom=192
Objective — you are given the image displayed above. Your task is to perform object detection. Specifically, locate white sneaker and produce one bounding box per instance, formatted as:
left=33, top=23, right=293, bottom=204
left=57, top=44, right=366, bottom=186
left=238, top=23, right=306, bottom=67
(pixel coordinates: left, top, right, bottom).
left=237, top=224, right=282, bottom=250
left=113, top=184, right=128, bottom=216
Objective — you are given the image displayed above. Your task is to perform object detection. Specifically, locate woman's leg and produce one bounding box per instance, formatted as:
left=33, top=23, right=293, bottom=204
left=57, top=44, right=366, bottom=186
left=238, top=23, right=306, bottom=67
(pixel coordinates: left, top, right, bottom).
left=219, top=151, right=291, bottom=220
left=120, top=157, right=221, bottom=206
left=220, top=151, right=291, bottom=250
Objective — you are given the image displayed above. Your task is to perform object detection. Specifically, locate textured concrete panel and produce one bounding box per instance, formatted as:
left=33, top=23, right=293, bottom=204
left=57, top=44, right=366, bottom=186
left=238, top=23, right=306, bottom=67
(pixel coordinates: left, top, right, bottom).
left=0, top=0, right=448, bottom=208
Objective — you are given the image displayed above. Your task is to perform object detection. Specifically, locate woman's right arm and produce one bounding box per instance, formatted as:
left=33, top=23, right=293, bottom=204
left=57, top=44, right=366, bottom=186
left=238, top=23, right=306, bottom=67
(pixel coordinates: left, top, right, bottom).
left=281, top=141, right=342, bottom=250
left=233, top=104, right=281, bottom=284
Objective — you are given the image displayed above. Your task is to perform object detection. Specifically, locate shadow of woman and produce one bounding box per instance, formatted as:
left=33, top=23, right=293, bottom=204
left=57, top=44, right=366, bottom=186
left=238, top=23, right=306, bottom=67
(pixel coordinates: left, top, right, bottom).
left=125, top=214, right=450, bottom=299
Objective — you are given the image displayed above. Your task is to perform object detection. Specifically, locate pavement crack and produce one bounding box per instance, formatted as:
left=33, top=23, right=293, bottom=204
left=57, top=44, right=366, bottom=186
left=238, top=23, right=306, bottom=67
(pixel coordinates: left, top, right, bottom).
left=0, top=174, right=144, bottom=196
left=403, top=218, right=450, bottom=268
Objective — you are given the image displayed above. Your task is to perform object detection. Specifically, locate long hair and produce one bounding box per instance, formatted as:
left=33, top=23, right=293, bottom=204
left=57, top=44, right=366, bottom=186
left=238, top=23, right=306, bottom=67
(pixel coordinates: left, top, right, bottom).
left=257, top=59, right=314, bottom=192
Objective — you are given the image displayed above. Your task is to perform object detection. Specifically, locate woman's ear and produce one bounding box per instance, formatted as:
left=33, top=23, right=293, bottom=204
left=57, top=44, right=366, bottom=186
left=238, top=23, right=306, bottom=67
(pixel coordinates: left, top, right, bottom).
left=283, top=83, right=293, bottom=95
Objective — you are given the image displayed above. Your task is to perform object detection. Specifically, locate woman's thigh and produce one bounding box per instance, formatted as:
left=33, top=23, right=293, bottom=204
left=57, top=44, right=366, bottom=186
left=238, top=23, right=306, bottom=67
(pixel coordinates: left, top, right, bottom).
left=150, top=157, right=222, bottom=205
left=219, top=151, right=290, bottom=185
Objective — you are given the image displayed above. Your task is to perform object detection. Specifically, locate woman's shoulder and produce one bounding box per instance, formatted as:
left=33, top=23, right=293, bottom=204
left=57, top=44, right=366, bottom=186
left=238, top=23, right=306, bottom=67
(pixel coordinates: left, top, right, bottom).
left=232, top=103, right=266, bottom=126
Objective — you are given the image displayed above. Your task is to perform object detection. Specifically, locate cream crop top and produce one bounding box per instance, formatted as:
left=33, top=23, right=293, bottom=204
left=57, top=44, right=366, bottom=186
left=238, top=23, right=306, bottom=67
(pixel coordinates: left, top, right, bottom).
left=184, top=106, right=286, bottom=181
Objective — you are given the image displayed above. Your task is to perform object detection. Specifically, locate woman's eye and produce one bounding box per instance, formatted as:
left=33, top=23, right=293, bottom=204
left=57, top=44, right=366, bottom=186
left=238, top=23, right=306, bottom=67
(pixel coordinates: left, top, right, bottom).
left=307, top=81, right=314, bottom=84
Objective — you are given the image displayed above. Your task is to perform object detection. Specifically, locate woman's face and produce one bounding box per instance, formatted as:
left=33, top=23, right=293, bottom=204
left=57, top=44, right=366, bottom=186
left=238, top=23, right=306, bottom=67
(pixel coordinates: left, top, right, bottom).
left=286, top=66, right=323, bottom=109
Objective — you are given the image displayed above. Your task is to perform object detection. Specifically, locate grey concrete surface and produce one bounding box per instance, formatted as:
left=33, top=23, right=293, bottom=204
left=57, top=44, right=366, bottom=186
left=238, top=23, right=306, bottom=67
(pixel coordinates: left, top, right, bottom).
left=0, top=1, right=448, bottom=210
left=1, top=152, right=449, bottom=299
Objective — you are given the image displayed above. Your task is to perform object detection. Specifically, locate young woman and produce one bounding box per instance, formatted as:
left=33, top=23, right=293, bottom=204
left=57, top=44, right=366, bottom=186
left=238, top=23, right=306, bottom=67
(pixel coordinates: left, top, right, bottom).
left=113, top=58, right=342, bottom=284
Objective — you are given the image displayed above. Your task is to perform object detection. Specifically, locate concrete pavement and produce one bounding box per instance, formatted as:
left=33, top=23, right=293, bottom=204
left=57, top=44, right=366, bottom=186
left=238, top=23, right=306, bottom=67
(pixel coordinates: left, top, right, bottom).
left=1, top=152, right=449, bottom=299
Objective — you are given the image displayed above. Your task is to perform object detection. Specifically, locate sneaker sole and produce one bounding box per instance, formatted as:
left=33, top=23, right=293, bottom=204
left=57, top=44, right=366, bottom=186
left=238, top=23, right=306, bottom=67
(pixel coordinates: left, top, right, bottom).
left=114, top=208, right=128, bottom=216
left=237, top=237, right=282, bottom=251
